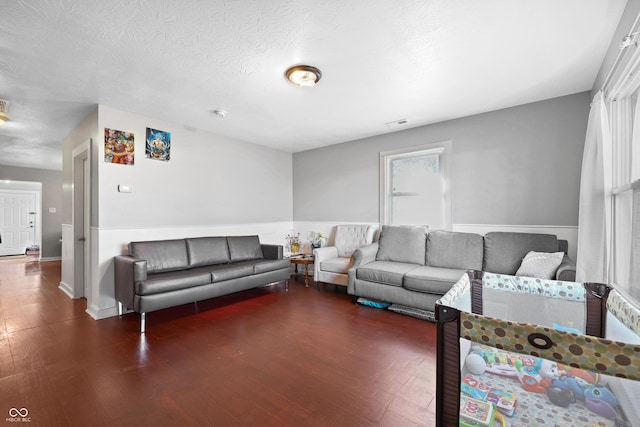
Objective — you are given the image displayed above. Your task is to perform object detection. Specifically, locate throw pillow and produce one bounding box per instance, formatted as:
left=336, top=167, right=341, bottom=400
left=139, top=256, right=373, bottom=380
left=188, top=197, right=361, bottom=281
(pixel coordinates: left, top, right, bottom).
left=515, top=251, right=564, bottom=279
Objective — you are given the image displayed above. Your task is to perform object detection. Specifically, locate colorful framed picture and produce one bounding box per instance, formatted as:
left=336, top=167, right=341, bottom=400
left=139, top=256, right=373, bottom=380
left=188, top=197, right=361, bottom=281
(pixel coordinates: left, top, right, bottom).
left=104, top=128, right=134, bottom=165
left=145, top=128, right=171, bottom=161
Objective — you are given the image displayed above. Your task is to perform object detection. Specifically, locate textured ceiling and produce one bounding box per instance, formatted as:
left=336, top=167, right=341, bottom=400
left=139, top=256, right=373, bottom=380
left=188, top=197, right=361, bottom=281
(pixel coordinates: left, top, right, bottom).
left=0, top=0, right=628, bottom=171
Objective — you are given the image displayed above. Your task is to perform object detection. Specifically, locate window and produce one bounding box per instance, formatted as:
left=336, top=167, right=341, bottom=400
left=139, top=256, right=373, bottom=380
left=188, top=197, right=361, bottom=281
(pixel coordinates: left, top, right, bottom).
left=380, top=141, right=451, bottom=229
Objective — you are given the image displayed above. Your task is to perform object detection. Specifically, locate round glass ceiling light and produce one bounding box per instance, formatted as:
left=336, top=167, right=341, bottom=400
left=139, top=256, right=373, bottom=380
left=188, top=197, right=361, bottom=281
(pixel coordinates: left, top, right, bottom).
left=286, top=65, right=322, bottom=87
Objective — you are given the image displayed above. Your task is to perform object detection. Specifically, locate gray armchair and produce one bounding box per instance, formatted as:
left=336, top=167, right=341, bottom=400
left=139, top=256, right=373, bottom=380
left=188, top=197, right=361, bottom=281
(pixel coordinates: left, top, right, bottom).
left=313, top=224, right=376, bottom=287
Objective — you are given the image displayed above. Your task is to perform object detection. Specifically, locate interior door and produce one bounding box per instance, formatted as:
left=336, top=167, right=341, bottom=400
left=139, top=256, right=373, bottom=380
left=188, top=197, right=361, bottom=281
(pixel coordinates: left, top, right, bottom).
left=0, top=191, right=37, bottom=256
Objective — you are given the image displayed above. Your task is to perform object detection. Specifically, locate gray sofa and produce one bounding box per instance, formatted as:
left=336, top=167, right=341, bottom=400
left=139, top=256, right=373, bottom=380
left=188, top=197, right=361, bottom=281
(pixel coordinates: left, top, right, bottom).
left=114, top=235, right=290, bottom=332
left=347, top=226, right=576, bottom=318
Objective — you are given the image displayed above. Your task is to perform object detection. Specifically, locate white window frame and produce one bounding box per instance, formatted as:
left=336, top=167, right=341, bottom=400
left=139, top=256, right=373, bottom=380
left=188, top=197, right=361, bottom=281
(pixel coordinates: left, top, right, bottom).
left=379, top=140, right=452, bottom=229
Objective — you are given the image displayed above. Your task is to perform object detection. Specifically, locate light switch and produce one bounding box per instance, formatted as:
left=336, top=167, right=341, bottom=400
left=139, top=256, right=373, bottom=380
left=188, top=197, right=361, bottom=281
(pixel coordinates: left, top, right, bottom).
left=118, top=185, right=133, bottom=193
left=48, top=207, right=56, bottom=213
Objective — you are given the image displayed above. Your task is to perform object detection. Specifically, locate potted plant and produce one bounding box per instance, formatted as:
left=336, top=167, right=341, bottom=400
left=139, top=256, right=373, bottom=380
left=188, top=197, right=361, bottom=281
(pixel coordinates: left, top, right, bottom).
left=286, top=232, right=301, bottom=254
left=309, top=231, right=328, bottom=249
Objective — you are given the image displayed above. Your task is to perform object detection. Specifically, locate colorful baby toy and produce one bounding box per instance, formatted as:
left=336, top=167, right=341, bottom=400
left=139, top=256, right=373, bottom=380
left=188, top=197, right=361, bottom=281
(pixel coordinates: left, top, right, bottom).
left=550, top=366, right=620, bottom=419
left=465, top=346, right=537, bottom=377
left=514, top=357, right=563, bottom=393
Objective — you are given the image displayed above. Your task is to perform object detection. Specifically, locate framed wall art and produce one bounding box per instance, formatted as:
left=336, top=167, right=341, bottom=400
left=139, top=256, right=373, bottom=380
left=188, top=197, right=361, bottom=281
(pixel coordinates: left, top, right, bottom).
left=145, top=128, right=171, bottom=161
left=104, top=128, right=134, bottom=165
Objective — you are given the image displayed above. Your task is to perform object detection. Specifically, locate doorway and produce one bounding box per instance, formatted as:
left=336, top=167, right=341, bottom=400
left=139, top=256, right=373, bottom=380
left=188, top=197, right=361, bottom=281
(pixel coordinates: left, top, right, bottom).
left=0, top=182, right=42, bottom=257
left=72, top=140, right=91, bottom=299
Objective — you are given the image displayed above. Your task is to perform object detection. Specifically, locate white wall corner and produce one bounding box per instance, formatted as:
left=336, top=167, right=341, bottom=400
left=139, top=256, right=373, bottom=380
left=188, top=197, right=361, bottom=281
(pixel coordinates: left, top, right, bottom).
left=58, top=281, right=75, bottom=299
left=86, top=304, right=119, bottom=320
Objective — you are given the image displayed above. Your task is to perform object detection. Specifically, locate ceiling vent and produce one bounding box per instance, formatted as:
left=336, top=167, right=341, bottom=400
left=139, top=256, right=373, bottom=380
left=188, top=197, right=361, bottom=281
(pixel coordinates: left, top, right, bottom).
left=0, top=99, right=8, bottom=125
left=385, top=118, right=408, bottom=128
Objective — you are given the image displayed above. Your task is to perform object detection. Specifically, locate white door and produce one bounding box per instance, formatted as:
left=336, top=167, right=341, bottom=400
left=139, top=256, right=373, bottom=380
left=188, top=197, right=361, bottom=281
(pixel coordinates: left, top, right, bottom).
left=0, top=191, right=37, bottom=256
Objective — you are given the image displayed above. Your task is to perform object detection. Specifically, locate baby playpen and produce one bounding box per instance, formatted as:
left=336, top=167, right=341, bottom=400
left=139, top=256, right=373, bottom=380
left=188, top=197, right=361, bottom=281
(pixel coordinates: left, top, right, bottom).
left=435, top=270, right=640, bottom=427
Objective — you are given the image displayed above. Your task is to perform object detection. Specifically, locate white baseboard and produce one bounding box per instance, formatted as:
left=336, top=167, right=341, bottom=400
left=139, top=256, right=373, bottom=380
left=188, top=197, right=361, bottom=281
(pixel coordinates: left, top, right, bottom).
left=41, top=256, right=61, bottom=262
left=58, top=281, right=75, bottom=298
left=86, top=304, right=119, bottom=320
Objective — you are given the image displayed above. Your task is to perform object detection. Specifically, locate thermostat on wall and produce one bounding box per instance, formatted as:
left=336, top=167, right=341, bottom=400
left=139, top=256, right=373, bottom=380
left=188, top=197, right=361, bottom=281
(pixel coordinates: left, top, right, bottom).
left=118, top=185, right=133, bottom=193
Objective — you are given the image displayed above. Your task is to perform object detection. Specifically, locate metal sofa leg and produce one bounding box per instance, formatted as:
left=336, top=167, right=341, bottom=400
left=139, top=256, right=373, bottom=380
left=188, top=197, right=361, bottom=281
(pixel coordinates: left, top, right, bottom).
left=117, top=301, right=123, bottom=316
left=140, top=313, right=146, bottom=334
left=284, top=279, right=289, bottom=292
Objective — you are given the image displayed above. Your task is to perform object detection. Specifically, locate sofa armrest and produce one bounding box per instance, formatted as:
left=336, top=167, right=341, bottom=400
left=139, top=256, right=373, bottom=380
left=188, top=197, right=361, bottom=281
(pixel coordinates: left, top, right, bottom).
left=555, top=253, right=576, bottom=282
left=313, top=246, right=339, bottom=262
left=352, top=242, right=378, bottom=267
left=348, top=242, right=379, bottom=291
left=261, top=244, right=283, bottom=260
left=313, top=246, right=339, bottom=280
left=114, top=255, right=147, bottom=310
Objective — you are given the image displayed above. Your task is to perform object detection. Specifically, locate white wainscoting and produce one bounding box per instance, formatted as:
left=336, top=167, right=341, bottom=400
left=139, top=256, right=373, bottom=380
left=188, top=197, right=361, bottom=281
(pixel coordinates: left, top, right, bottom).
left=72, top=220, right=577, bottom=320
left=293, top=222, right=578, bottom=260
left=89, top=222, right=294, bottom=320
left=58, top=224, right=75, bottom=298
left=292, top=221, right=380, bottom=246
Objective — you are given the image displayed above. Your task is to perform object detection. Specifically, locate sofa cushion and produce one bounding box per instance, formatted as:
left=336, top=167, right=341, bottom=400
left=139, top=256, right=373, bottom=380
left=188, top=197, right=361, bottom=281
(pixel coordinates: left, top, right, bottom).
left=515, top=251, right=564, bottom=279
left=186, top=237, right=230, bottom=267
left=404, top=266, right=466, bottom=295
left=135, top=270, right=212, bottom=295
left=320, top=257, right=353, bottom=274
left=209, top=264, right=254, bottom=283
left=426, top=230, right=483, bottom=270
left=334, top=224, right=376, bottom=258
left=356, top=261, right=421, bottom=287
left=483, top=232, right=558, bottom=275
left=251, top=258, right=291, bottom=274
left=129, top=239, right=189, bottom=274
left=376, top=225, right=427, bottom=265
left=227, top=236, right=264, bottom=262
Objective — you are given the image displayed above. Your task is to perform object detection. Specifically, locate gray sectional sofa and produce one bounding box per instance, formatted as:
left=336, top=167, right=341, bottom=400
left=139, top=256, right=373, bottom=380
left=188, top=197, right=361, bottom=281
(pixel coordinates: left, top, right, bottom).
left=347, top=226, right=576, bottom=319
left=114, top=235, right=290, bottom=332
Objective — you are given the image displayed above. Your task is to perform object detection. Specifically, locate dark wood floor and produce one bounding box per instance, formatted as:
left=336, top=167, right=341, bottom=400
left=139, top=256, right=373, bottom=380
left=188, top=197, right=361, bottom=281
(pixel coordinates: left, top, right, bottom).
left=0, top=259, right=438, bottom=426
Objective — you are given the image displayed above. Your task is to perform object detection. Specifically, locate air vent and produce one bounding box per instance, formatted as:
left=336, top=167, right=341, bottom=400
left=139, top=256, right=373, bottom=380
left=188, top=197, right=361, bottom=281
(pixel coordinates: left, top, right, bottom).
left=211, top=109, right=227, bottom=119
left=385, top=118, right=408, bottom=128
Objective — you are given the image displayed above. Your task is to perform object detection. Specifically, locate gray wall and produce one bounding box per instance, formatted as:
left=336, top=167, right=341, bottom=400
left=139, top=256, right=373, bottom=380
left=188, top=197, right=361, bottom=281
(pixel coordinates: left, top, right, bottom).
left=96, top=105, right=293, bottom=229
left=293, top=91, right=590, bottom=226
left=0, top=165, right=63, bottom=258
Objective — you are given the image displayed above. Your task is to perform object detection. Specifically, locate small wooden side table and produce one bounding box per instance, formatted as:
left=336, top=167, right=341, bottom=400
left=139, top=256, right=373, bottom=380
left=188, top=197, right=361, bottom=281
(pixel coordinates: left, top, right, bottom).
left=289, top=255, right=314, bottom=287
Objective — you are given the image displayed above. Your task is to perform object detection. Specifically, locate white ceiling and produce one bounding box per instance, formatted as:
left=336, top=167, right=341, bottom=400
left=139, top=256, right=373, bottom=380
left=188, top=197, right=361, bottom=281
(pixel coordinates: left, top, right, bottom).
left=0, top=0, right=628, bottom=171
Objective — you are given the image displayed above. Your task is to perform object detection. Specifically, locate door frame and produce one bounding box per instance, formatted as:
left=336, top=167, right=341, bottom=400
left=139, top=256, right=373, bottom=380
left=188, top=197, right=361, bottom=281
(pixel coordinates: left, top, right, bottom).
left=72, top=140, right=91, bottom=300
left=0, top=181, right=42, bottom=257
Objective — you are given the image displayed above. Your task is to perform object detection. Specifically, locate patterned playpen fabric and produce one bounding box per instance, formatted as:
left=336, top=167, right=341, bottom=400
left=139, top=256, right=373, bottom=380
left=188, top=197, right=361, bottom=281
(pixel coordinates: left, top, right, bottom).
left=460, top=312, right=640, bottom=380
left=481, top=273, right=586, bottom=302
left=607, top=290, right=640, bottom=336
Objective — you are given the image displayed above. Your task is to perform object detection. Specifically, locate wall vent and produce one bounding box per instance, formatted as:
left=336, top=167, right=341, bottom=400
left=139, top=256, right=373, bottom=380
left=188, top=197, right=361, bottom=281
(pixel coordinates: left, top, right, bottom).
left=385, top=118, right=408, bottom=128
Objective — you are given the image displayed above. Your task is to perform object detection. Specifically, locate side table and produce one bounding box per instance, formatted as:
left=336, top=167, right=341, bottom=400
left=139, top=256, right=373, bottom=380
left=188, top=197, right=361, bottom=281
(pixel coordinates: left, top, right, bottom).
left=289, top=255, right=315, bottom=288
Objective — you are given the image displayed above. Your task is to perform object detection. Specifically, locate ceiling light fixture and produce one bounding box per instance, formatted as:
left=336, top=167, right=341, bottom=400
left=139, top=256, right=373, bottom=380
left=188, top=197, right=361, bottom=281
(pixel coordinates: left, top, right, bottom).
left=0, top=99, right=9, bottom=126
left=285, top=65, right=322, bottom=87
